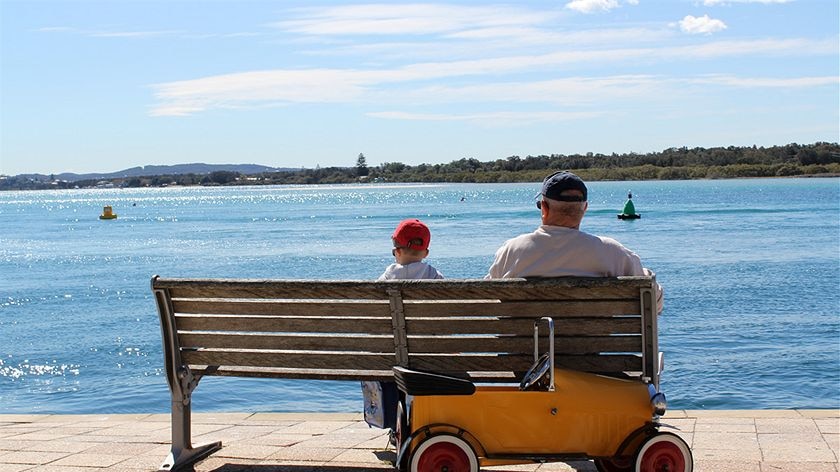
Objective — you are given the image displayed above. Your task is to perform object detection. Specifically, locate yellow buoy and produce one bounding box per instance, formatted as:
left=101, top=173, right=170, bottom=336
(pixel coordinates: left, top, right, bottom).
left=99, top=205, right=117, bottom=220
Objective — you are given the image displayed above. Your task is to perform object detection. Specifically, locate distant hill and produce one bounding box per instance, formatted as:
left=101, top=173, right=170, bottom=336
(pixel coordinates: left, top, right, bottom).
left=15, top=163, right=295, bottom=182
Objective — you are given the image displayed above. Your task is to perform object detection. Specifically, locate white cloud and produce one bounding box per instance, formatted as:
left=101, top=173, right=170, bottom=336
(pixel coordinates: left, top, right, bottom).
left=565, top=0, right=620, bottom=13
left=89, top=30, right=177, bottom=38
left=273, top=4, right=554, bottom=36
left=150, top=35, right=837, bottom=116
left=689, top=75, right=838, bottom=87
left=679, top=15, right=728, bottom=34
left=564, top=0, right=640, bottom=13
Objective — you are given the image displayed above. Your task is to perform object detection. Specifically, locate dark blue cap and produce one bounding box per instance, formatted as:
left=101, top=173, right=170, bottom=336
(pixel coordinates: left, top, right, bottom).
left=541, top=171, right=587, bottom=202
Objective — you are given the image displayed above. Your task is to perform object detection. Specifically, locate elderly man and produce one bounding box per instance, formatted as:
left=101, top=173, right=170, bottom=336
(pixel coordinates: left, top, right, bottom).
left=487, top=171, right=662, bottom=312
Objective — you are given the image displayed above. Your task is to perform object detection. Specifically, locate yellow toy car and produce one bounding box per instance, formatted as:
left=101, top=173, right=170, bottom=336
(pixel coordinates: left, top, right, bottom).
left=392, top=318, right=692, bottom=472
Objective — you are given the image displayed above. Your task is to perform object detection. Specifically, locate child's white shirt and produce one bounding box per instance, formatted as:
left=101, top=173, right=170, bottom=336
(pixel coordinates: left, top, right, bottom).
left=378, top=261, right=444, bottom=280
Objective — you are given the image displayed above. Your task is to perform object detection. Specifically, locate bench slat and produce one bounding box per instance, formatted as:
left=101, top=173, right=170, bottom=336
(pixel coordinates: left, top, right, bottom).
left=406, top=335, right=641, bottom=355
left=174, top=315, right=394, bottom=335
left=187, top=366, right=526, bottom=383
left=181, top=350, right=396, bottom=371
left=189, top=366, right=394, bottom=382
left=409, top=353, right=643, bottom=374
left=154, top=277, right=651, bottom=301
left=398, top=286, right=642, bottom=301
left=179, top=333, right=396, bottom=352
left=173, top=300, right=391, bottom=317
left=178, top=334, right=641, bottom=357
left=405, top=317, right=641, bottom=336
left=402, top=300, right=639, bottom=317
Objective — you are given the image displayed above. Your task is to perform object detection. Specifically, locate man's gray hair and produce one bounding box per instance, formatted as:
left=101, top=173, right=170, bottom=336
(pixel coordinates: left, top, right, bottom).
left=544, top=196, right=586, bottom=220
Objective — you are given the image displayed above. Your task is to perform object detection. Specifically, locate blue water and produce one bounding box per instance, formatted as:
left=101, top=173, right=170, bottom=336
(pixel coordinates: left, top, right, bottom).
left=1, top=178, right=838, bottom=413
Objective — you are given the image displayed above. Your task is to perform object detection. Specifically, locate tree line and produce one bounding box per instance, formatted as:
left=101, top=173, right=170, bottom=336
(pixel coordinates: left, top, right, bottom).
left=2, top=142, right=838, bottom=191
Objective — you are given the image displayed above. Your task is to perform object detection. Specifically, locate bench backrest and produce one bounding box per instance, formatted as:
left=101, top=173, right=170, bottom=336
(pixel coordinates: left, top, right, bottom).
left=152, top=276, right=659, bottom=387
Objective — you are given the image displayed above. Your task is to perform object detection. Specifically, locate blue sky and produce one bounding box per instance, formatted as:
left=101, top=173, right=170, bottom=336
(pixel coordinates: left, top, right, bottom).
left=1, top=0, right=837, bottom=176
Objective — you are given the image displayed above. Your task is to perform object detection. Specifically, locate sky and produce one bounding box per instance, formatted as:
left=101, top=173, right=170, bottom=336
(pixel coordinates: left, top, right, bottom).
left=0, top=0, right=838, bottom=176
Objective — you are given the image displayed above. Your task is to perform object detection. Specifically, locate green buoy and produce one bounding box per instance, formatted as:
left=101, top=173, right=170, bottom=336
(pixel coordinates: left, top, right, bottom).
left=617, top=191, right=641, bottom=220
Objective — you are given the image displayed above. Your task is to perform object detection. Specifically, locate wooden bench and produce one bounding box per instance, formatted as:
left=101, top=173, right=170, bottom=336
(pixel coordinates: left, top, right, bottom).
left=152, top=275, right=661, bottom=471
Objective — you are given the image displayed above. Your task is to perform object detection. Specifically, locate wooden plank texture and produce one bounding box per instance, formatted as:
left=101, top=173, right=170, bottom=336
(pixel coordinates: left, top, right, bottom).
left=404, top=317, right=641, bottom=336
left=401, top=300, right=639, bottom=318
left=405, top=335, right=641, bottom=355
left=153, top=275, right=658, bottom=382
left=190, top=366, right=394, bottom=382
left=153, top=277, right=652, bottom=301
left=173, top=300, right=391, bottom=317
left=408, top=353, right=642, bottom=374
left=178, top=333, right=395, bottom=352
left=174, top=315, right=394, bottom=335
left=181, top=350, right=396, bottom=371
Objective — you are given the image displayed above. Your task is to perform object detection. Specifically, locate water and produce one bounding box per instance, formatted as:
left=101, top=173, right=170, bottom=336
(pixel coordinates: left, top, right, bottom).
left=1, top=178, right=838, bottom=413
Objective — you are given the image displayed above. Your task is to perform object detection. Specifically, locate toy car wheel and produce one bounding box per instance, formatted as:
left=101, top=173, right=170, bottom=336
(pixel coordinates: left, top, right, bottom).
left=635, top=432, right=693, bottom=472
left=594, top=457, right=633, bottom=472
left=395, top=400, right=407, bottom=452
left=409, top=433, right=478, bottom=472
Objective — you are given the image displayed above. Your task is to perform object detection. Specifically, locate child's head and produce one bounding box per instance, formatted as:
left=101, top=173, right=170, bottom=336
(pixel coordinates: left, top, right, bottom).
left=391, top=219, right=431, bottom=264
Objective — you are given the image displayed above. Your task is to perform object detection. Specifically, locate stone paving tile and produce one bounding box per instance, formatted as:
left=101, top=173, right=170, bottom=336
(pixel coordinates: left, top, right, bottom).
left=661, top=417, right=696, bottom=431
left=206, top=425, right=281, bottom=441
left=1, top=411, right=838, bottom=471
left=80, top=441, right=163, bottom=456
left=0, top=441, right=40, bottom=453
left=0, top=451, right=70, bottom=465
left=49, top=452, right=135, bottom=468
left=5, top=431, right=75, bottom=442
left=267, top=445, right=347, bottom=462
left=824, top=433, right=840, bottom=457
left=24, top=466, right=94, bottom=472
left=253, top=412, right=361, bottom=421
left=760, top=440, right=837, bottom=462
left=0, top=427, right=44, bottom=437
left=691, top=447, right=763, bottom=461
left=694, top=418, right=756, bottom=433
left=0, top=415, right=53, bottom=423
left=693, top=431, right=760, bottom=450
left=759, top=462, right=838, bottom=471
left=216, top=444, right=286, bottom=460
left=331, top=447, right=394, bottom=465
left=356, top=436, right=394, bottom=450
left=758, top=432, right=827, bottom=445
left=20, top=440, right=94, bottom=454
left=693, top=460, right=760, bottom=472
left=108, top=444, right=172, bottom=471
left=280, top=420, right=357, bottom=435
left=816, top=418, right=840, bottom=434
left=316, top=460, right=395, bottom=471
left=0, top=463, right=33, bottom=472
left=756, top=417, right=821, bottom=434
left=98, top=420, right=170, bottom=433
left=249, top=433, right=316, bottom=447
left=193, top=412, right=256, bottom=423
left=685, top=410, right=759, bottom=418
left=798, top=410, right=840, bottom=418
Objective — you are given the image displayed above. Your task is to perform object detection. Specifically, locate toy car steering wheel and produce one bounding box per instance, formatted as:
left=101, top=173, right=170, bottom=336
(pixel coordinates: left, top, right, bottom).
left=520, top=352, right=552, bottom=391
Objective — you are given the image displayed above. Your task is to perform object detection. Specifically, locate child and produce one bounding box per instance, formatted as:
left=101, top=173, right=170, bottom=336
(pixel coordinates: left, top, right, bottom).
left=378, top=218, right=444, bottom=280
left=364, top=219, right=443, bottom=444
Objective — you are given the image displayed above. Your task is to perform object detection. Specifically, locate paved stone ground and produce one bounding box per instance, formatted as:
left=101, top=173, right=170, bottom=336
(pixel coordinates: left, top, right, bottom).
left=0, top=410, right=837, bottom=471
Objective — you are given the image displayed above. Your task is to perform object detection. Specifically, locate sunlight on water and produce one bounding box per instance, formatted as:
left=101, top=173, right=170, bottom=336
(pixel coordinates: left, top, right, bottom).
left=1, top=179, right=838, bottom=413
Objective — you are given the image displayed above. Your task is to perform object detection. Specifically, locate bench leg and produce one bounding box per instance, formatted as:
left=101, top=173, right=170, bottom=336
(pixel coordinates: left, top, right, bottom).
left=159, top=399, right=222, bottom=471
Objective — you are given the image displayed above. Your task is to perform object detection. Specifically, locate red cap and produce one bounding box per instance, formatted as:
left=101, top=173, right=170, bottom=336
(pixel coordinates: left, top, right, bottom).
left=392, top=219, right=431, bottom=251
